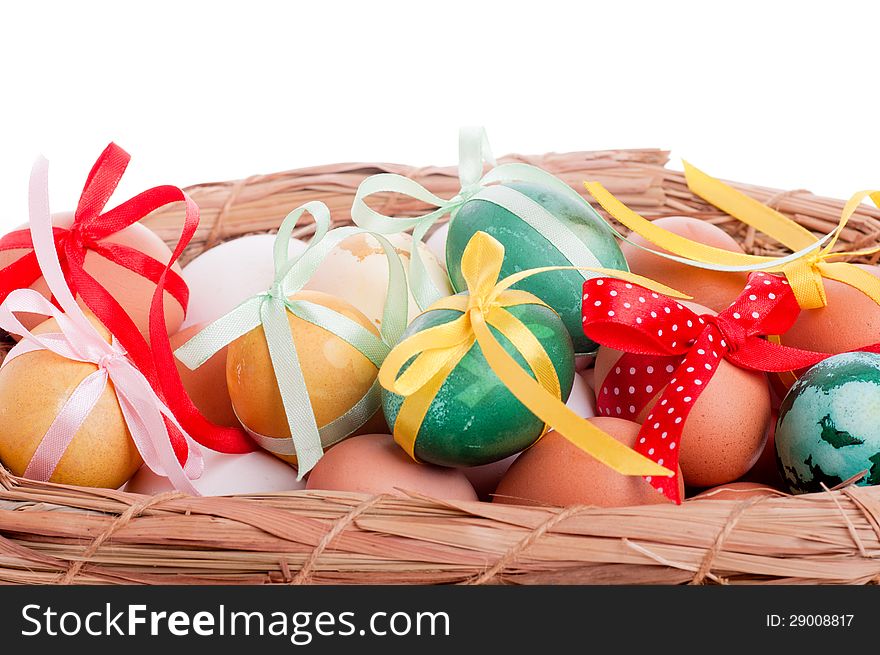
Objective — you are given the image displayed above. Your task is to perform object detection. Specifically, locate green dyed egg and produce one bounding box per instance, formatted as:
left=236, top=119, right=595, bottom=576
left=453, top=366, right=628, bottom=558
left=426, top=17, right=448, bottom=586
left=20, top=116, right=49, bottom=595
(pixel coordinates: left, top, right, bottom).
left=382, top=294, right=575, bottom=467
left=775, top=352, right=880, bottom=494
left=446, top=181, right=628, bottom=356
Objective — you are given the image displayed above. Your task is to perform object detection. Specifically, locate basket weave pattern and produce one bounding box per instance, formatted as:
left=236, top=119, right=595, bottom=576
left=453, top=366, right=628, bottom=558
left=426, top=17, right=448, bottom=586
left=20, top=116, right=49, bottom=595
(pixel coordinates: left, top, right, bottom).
left=1, top=149, right=879, bottom=585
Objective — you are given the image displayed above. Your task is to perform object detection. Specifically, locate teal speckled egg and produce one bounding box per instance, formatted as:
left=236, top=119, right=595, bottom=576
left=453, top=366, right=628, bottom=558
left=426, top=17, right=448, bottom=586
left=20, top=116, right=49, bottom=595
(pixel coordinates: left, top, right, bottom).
left=382, top=294, right=575, bottom=467
left=775, top=352, right=880, bottom=494
left=445, top=181, right=628, bottom=356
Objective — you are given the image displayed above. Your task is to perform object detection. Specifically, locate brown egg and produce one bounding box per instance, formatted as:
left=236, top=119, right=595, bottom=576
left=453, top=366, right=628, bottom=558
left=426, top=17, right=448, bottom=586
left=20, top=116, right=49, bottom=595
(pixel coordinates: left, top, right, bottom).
left=226, top=290, right=380, bottom=467
left=305, top=434, right=478, bottom=501
left=0, top=212, right=185, bottom=340
left=742, top=411, right=783, bottom=487
left=621, top=216, right=748, bottom=312
left=170, top=324, right=238, bottom=427
left=781, top=264, right=880, bottom=354
left=493, top=417, right=683, bottom=507
left=461, top=454, right=519, bottom=501
left=691, top=481, right=784, bottom=501
left=0, top=313, right=142, bottom=488
left=593, top=300, right=771, bottom=488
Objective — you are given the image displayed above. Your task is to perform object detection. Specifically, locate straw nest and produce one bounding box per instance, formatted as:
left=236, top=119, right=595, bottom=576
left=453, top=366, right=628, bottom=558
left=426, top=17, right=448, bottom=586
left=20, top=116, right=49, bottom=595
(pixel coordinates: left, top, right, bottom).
left=1, top=147, right=880, bottom=585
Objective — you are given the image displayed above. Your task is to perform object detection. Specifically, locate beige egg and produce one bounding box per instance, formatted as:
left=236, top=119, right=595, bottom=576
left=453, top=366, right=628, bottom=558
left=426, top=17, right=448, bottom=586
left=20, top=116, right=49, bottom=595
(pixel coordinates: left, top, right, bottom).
left=0, top=313, right=141, bottom=488
left=304, top=233, right=452, bottom=331
left=181, top=234, right=308, bottom=329
left=226, top=290, right=380, bottom=467
left=169, top=324, right=238, bottom=427
left=0, top=212, right=184, bottom=340
left=125, top=446, right=305, bottom=496
left=594, top=300, right=771, bottom=488
left=493, top=417, right=683, bottom=507
left=306, top=434, right=478, bottom=501
left=621, top=216, right=748, bottom=313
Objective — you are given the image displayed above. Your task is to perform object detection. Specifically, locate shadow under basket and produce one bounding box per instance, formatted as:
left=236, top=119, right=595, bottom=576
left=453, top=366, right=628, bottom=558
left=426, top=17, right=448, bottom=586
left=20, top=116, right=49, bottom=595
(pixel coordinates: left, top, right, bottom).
left=1, top=148, right=880, bottom=585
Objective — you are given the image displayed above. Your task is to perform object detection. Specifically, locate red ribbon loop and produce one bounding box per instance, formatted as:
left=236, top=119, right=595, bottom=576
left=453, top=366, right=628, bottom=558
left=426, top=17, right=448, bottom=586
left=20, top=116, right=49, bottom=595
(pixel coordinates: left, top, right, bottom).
left=583, top=272, right=830, bottom=504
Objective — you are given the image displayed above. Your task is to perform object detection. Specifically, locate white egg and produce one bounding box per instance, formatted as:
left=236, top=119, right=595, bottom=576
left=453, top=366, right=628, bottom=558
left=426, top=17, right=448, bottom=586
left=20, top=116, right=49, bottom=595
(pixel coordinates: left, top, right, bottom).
left=565, top=372, right=597, bottom=418
left=425, top=222, right=450, bottom=268
left=124, top=447, right=306, bottom=496
left=304, top=232, right=452, bottom=330
left=181, top=234, right=308, bottom=329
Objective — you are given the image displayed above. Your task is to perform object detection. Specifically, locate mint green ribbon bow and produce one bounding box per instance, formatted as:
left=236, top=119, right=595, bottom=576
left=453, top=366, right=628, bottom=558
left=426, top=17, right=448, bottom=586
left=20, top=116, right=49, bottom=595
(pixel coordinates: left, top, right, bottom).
left=350, top=126, right=613, bottom=311
left=174, top=201, right=407, bottom=477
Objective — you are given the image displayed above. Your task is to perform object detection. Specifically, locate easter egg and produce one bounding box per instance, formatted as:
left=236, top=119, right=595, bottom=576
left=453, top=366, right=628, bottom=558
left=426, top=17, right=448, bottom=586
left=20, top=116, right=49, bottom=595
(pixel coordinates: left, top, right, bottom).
left=446, top=181, right=628, bottom=355
left=691, top=481, right=784, bottom=501
left=775, top=352, right=880, bottom=494
left=620, top=216, right=749, bottom=313
left=594, top=301, right=771, bottom=487
left=226, top=290, right=380, bottom=467
left=0, top=212, right=185, bottom=339
left=181, top=234, right=308, bottom=329
left=493, top=417, right=683, bottom=507
left=426, top=222, right=450, bottom=267
left=169, top=324, right=238, bottom=427
left=125, top=446, right=305, bottom=495
left=382, top=293, right=575, bottom=467
left=779, top=264, right=880, bottom=355
left=305, top=232, right=452, bottom=331
left=0, top=313, right=141, bottom=488
left=305, top=434, right=478, bottom=501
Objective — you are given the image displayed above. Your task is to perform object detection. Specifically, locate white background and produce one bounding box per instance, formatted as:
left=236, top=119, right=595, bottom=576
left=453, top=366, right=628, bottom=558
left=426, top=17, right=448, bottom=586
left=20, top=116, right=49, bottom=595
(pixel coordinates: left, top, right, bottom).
left=1, top=1, right=877, bottom=234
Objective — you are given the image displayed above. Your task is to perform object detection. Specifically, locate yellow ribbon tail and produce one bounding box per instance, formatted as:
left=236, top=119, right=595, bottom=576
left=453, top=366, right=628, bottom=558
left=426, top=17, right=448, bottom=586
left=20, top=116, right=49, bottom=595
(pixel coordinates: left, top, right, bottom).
left=818, top=261, right=880, bottom=305
left=683, top=161, right=817, bottom=251
left=584, top=181, right=776, bottom=268
left=470, top=311, right=673, bottom=477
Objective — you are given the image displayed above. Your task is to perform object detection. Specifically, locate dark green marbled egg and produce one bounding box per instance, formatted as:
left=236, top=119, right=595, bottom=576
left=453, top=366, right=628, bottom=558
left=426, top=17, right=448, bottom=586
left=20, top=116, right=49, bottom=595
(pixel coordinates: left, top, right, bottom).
left=382, top=295, right=575, bottom=467
left=445, top=181, right=628, bottom=356
left=775, top=352, right=880, bottom=494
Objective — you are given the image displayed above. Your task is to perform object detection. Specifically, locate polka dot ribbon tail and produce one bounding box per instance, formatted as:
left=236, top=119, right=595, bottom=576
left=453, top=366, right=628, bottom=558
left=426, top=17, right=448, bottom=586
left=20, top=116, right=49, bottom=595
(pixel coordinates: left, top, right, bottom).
left=581, top=273, right=832, bottom=503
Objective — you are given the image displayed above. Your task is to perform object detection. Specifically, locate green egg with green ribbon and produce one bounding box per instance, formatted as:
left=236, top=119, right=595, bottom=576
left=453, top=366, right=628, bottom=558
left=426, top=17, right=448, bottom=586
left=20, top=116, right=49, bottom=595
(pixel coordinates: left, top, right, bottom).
left=775, top=352, right=880, bottom=494
left=381, top=294, right=575, bottom=468
left=445, top=181, right=628, bottom=356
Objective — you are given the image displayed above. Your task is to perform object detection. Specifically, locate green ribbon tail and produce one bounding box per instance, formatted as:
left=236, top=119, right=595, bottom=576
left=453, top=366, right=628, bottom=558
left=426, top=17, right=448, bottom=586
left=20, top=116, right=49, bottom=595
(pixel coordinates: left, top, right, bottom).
left=174, top=296, right=264, bottom=369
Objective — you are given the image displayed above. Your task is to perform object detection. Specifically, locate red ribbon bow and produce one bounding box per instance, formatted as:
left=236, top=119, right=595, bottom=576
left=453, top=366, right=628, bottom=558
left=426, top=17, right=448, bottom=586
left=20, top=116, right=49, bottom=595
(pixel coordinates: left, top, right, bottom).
left=582, top=272, right=830, bottom=503
left=1, top=144, right=253, bottom=459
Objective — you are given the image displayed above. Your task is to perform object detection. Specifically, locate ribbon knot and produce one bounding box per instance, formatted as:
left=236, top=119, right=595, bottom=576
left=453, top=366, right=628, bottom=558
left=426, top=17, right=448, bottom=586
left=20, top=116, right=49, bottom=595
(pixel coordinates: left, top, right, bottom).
left=380, top=230, right=672, bottom=478
left=583, top=271, right=832, bottom=503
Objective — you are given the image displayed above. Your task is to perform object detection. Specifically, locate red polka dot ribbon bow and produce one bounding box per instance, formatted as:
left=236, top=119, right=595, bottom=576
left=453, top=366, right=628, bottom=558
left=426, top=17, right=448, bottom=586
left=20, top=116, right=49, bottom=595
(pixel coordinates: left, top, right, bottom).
left=1, top=144, right=253, bottom=460
left=581, top=272, right=830, bottom=503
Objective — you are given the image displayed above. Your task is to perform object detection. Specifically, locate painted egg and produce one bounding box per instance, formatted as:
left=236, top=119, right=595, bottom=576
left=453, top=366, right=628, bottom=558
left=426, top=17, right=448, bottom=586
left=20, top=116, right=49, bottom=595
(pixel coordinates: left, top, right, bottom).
left=446, top=181, right=628, bottom=356
left=181, top=234, right=307, bottom=329
left=620, top=216, right=749, bottom=313
left=594, top=300, right=771, bottom=487
left=305, top=434, right=478, bottom=501
left=426, top=222, right=450, bottom=268
left=125, top=446, right=305, bottom=495
left=169, top=324, right=238, bottom=427
left=691, top=481, right=784, bottom=501
left=0, top=212, right=185, bottom=339
left=226, top=290, right=380, bottom=468
left=305, top=232, right=452, bottom=331
left=0, top=313, right=141, bottom=488
left=775, top=352, right=880, bottom=494
left=493, top=417, right=683, bottom=507
left=382, top=293, right=575, bottom=467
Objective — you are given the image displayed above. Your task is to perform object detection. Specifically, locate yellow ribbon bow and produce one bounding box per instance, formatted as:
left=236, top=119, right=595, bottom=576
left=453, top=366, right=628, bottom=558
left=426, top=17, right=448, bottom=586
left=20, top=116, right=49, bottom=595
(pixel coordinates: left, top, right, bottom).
left=585, top=165, right=880, bottom=310
left=379, top=230, right=677, bottom=478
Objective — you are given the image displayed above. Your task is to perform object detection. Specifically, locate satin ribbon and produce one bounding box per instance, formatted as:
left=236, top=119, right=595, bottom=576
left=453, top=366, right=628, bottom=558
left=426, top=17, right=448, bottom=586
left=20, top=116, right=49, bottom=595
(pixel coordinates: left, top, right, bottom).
left=0, top=158, right=203, bottom=494
left=174, top=202, right=407, bottom=477
left=380, top=230, right=674, bottom=478
left=584, top=167, right=880, bottom=310
left=582, top=272, right=831, bottom=503
left=0, top=144, right=253, bottom=458
left=351, top=126, right=617, bottom=311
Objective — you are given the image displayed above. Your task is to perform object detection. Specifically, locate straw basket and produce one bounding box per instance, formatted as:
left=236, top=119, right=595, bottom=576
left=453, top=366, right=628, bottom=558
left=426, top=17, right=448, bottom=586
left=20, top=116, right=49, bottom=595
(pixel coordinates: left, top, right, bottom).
left=2, top=148, right=880, bottom=585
